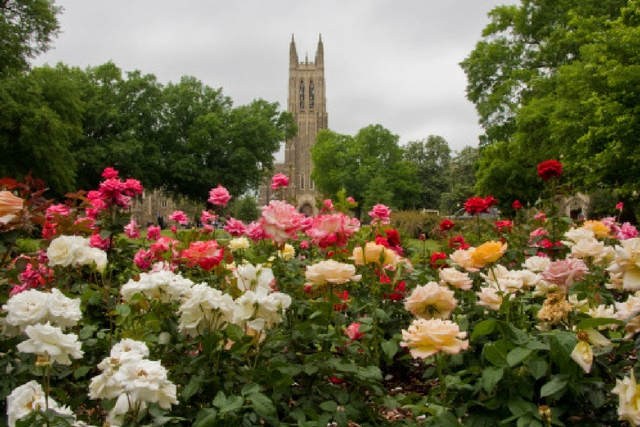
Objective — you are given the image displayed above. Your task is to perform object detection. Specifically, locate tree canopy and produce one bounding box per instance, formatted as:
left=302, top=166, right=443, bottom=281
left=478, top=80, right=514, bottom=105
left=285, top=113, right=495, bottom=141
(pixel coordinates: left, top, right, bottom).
left=403, top=136, right=451, bottom=210
left=462, top=0, right=640, bottom=207
left=0, top=0, right=61, bottom=76
left=311, top=124, right=419, bottom=215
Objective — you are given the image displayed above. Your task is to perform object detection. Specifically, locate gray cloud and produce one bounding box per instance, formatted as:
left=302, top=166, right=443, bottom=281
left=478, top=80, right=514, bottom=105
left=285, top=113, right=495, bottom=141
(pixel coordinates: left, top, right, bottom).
left=35, top=0, right=516, bottom=151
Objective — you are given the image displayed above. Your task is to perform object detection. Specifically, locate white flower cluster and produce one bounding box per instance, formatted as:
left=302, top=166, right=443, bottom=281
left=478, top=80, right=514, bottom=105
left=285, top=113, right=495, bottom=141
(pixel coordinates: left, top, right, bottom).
left=120, top=264, right=292, bottom=337
left=2, top=288, right=82, bottom=336
left=46, top=235, right=107, bottom=272
left=89, top=339, right=178, bottom=426
left=121, top=269, right=194, bottom=303
left=6, top=380, right=93, bottom=427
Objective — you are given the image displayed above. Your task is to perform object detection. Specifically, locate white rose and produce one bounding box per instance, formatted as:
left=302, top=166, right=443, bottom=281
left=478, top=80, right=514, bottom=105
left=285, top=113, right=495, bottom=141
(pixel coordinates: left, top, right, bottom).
left=47, top=288, right=82, bottom=329
left=16, top=322, right=84, bottom=365
left=47, top=235, right=88, bottom=267
left=3, top=289, right=49, bottom=333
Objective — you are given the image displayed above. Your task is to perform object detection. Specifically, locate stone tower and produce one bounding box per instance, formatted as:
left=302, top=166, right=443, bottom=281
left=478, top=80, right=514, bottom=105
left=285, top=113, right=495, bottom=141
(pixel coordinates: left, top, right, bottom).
left=261, top=35, right=328, bottom=215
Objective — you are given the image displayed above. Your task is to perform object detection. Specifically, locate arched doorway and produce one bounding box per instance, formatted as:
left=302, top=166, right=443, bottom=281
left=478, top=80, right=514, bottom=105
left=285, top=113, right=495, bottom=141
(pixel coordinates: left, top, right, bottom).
left=300, top=203, right=314, bottom=217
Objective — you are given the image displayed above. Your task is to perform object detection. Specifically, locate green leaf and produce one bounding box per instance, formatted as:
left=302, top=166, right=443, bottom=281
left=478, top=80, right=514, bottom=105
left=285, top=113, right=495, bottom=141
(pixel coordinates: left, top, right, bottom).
left=498, top=322, right=529, bottom=345
left=320, top=400, right=338, bottom=412
left=576, top=317, right=624, bottom=330
left=73, top=366, right=91, bottom=379
left=471, top=319, right=497, bottom=340
left=78, top=324, right=97, bottom=340
left=193, top=408, right=218, bottom=427
left=381, top=339, right=399, bottom=362
left=182, top=376, right=202, bottom=401
left=248, top=392, right=276, bottom=418
left=549, top=332, right=577, bottom=368
left=241, top=383, right=261, bottom=396
left=527, top=359, right=548, bottom=380
left=507, top=397, right=538, bottom=417
left=482, top=366, right=504, bottom=392
left=483, top=342, right=509, bottom=367
left=436, top=410, right=463, bottom=427
left=540, top=376, right=567, bottom=398
left=507, top=347, right=532, bottom=367
left=115, top=303, right=131, bottom=317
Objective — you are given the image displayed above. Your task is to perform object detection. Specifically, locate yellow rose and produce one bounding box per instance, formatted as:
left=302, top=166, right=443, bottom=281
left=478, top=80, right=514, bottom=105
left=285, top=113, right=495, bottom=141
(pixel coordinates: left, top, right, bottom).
left=612, top=371, right=640, bottom=425
left=351, top=242, right=400, bottom=269
left=400, top=318, right=469, bottom=359
left=277, top=243, right=295, bottom=260
left=0, top=190, right=24, bottom=226
left=470, top=241, right=507, bottom=267
left=581, top=220, right=611, bottom=239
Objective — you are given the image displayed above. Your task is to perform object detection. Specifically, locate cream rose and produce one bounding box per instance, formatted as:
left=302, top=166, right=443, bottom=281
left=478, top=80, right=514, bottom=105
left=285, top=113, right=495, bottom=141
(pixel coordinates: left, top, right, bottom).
left=305, top=260, right=360, bottom=286
left=438, top=268, right=473, bottom=290
left=404, top=282, right=457, bottom=319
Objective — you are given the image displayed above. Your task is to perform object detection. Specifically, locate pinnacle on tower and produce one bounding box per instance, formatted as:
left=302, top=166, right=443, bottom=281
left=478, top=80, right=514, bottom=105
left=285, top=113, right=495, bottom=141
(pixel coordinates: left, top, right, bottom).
left=315, top=34, right=324, bottom=66
left=289, top=34, right=298, bottom=67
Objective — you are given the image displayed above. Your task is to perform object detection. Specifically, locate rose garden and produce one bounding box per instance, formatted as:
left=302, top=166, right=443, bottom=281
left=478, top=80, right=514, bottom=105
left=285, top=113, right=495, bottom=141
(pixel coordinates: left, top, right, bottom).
left=1, top=159, right=640, bottom=427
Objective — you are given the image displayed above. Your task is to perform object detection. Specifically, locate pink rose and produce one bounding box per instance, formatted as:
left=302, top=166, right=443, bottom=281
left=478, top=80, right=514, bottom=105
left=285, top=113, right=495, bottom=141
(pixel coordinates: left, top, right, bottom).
left=124, top=219, right=141, bottom=239
left=101, top=167, right=119, bottom=179
left=208, top=185, right=231, bottom=207
left=224, top=217, right=246, bottom=237
left=369, top=204, right=391, bottom=225
left=260, top=200, right=305, bottom=243
left=245, top=221, right=266, bottom=242
left=270, top=173, right=290, bottom=190
left=182, top=240, right=224, bottom=271
left=147, top=225, right=161, bottom=240
left=169, top=210, right=188, bottom=225
left=306, top=213, right=360, bottom=249
left=90, top=233, right=110, bottom=250
left=541, top=258, right=589, bottom=293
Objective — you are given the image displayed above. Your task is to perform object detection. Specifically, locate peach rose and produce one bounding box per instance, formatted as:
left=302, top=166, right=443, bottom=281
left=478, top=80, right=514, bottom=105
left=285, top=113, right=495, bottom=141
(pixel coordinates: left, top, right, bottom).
left=476, top=286, right=503, bottom=311
left=404, top=282, right=457, bottom=319
left=0, top=191, right=23, bottom=226
left=305, top=260, right=361, bottom=286
left=470, top=241, right=507, bottom=267
left=400, top=318, right=469, bottom=359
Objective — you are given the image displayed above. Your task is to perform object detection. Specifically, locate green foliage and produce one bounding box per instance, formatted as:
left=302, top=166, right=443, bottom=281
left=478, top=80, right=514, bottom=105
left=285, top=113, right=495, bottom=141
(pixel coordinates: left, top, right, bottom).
left=311, top=124, right=419, bottom=215
left=390, top=210, right=442, bottom=239
left=0, top=0, right=61, bottom=76
left=403, top=136, right=452, bottom=210
left=231, top=195, right=260, bottom=222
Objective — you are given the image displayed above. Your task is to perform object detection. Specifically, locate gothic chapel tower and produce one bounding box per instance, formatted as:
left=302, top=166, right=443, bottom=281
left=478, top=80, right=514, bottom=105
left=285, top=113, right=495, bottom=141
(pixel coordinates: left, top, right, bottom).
left=284, top=34, right=328, bottom=215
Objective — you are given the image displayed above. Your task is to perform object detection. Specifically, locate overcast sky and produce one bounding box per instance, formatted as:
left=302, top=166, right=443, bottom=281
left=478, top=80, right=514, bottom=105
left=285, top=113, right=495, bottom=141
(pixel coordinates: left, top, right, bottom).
left=34, top=0, right=517, bottom=153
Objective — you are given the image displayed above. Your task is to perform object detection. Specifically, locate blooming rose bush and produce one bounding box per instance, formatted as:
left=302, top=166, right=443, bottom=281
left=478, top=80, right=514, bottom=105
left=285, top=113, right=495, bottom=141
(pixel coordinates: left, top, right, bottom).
left=1, top=163, right=640, bottom=427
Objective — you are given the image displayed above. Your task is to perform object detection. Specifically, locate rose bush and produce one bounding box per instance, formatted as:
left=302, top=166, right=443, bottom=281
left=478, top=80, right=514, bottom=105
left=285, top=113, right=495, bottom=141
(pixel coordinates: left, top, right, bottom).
left=1, top=163, right=640, bottom=427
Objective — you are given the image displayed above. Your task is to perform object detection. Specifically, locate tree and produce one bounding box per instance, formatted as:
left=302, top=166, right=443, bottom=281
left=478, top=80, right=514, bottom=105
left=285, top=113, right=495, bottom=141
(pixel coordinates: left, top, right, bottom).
left=462, top=0, right=639, bottom=209
left=311, top=124, right=418, bottom=215
left=160, top=76, right=296, bottom=201
left=403, top=136, right=451, bottom=210
left=0, top=64, right=83, bottom=196
left=461, top=0, right=627, bottom=146
left=440, top=146, right=479, bottom=214
left=72, top=62, right=165, bottom=191
left=0, top=0, right=61, bottom=76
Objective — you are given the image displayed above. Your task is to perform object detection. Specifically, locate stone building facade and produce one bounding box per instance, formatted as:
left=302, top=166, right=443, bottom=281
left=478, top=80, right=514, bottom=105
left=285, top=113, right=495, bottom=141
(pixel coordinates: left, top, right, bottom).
left=259, top=35, right=328, bottom=215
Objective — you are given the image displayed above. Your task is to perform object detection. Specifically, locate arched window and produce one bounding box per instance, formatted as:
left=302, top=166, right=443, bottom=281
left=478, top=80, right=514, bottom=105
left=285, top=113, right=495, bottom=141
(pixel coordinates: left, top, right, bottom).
left=309, top=80, right=315, bottom=109
left=299, top=80, right=305, bottom=109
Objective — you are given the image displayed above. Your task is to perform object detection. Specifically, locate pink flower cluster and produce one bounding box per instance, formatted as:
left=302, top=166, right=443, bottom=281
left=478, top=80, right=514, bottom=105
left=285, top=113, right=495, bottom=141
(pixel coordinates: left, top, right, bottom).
left=602, top=216, right=638, bottom=240
left=305, top=213, right=360, bottom=249
left=270, top=174, right=289, bottom=191
left=86, top=167, right=143, bottom=218
left=260, top=200, right=306, bottom=244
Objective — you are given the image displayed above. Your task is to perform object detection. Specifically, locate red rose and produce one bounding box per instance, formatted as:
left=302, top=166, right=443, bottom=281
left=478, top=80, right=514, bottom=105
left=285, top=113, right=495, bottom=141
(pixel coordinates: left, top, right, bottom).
left=537, top=160, right=563, bottom=182
left=439, top=219, right=455, bottom=231
left=512, top=200, right=522, bottom=210
left=464, top=197, right=489, bottom=215
left=484, top=195, right=498, bottom=207
left=430, top=252, right=449, bottom=269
